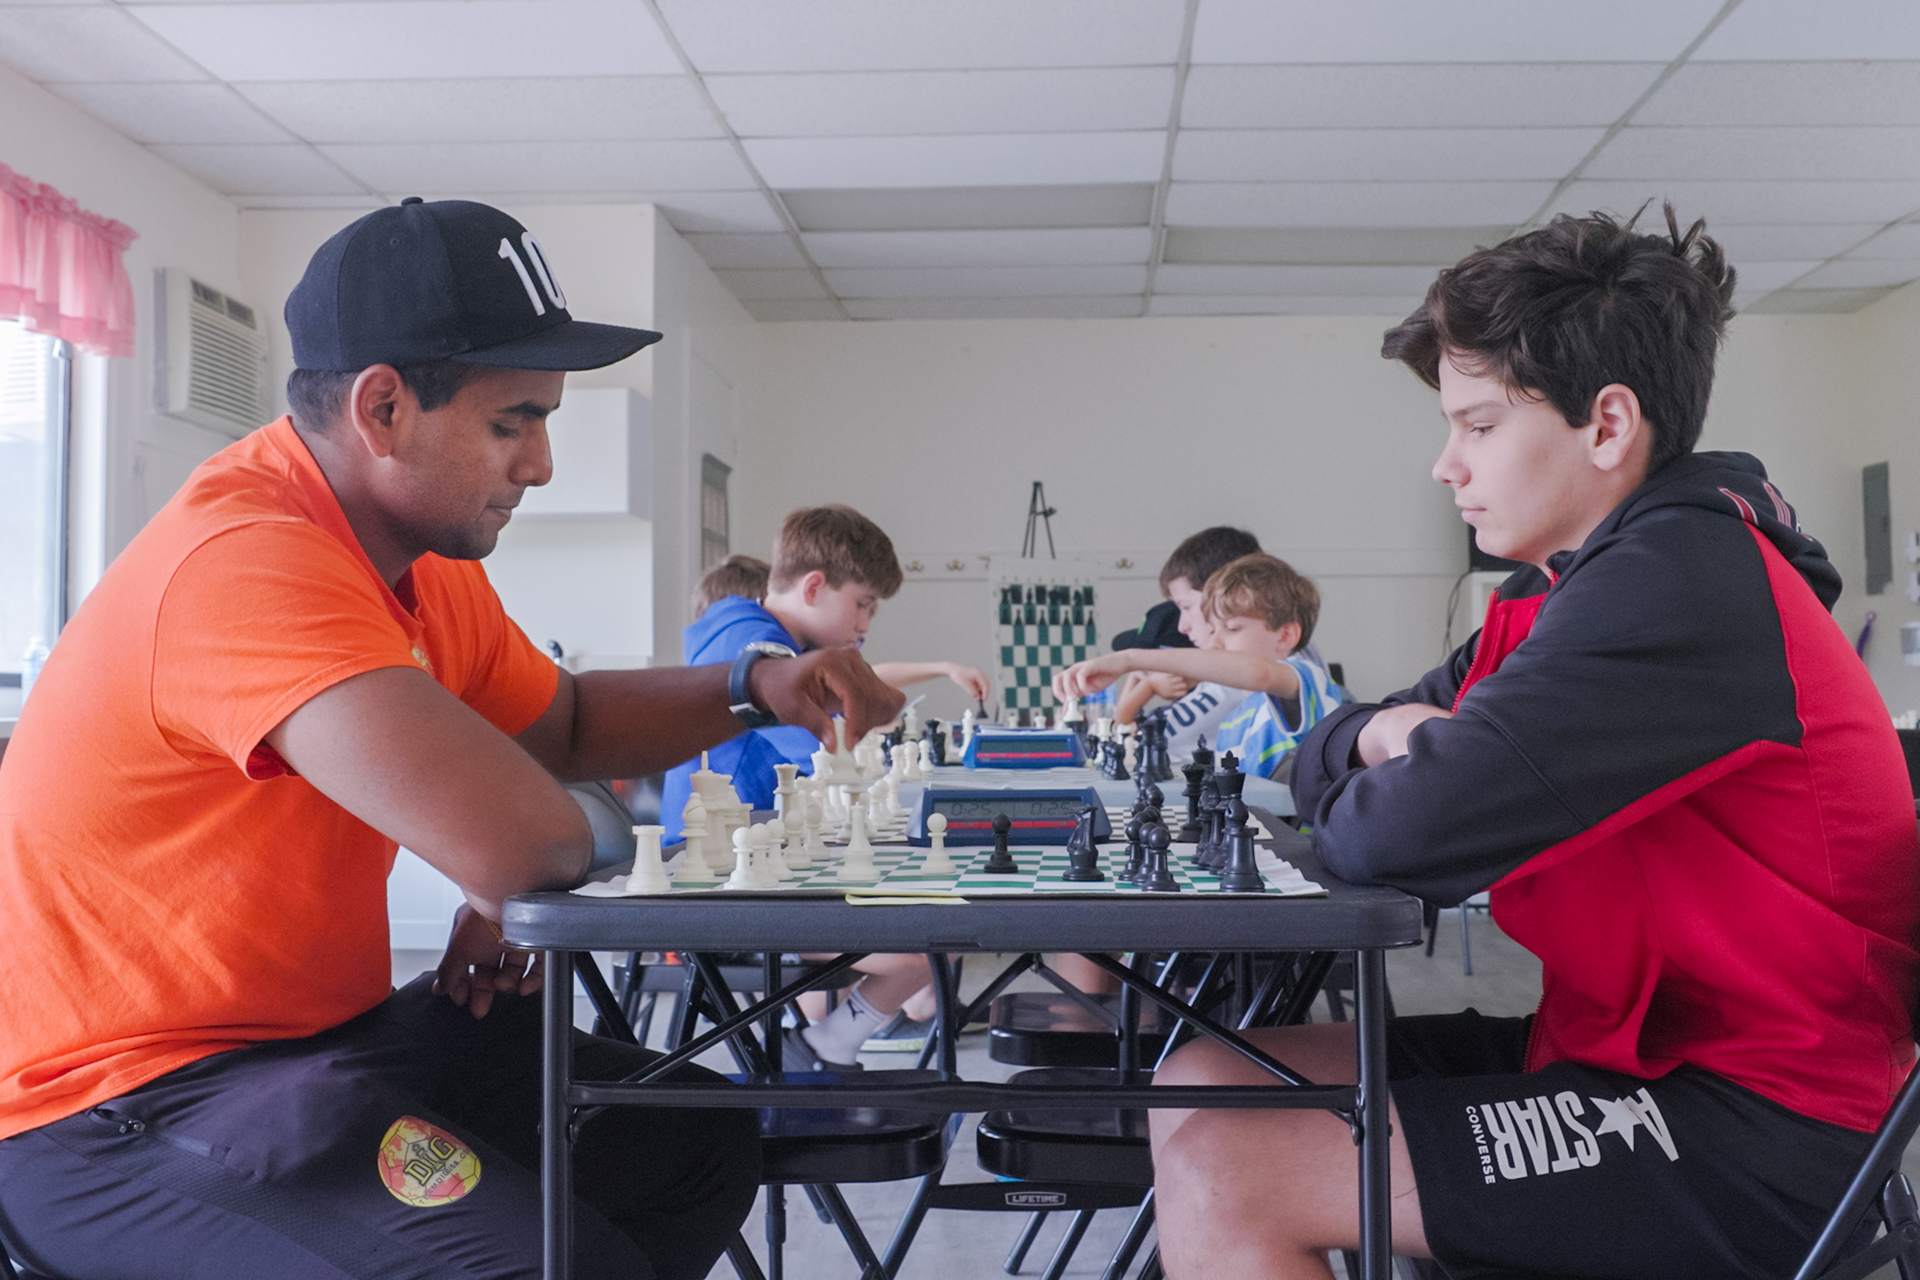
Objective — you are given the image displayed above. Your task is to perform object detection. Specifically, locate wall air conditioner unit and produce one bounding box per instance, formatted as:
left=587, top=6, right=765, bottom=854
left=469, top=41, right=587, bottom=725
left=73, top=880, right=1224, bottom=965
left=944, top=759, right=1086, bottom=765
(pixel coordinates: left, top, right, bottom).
left=154, top=268, right=270, bottom=438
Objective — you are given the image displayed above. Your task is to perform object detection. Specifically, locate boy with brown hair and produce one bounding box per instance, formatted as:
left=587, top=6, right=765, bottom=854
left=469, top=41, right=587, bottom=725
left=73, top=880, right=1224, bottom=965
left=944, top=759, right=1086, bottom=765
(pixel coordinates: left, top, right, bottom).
left=1055, top=553, right=1343, bottom=780
left=690, top=554, right=770, bottom=618
left=1149, top=208, right=1920, bottom=1280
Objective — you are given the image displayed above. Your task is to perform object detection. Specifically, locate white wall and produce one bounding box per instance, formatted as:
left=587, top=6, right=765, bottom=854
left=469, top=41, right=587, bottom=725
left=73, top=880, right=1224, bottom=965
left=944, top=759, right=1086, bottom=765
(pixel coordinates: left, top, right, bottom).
left=0, top=63, right=241, bottom=605
left=649, top=217, right=763, bottom=665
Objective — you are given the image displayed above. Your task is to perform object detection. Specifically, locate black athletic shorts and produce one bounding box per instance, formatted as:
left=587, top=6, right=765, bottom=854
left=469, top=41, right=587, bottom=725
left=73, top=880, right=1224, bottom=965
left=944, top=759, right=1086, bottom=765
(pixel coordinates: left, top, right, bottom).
left=0, top=974, right=761, bottom=1280
left=1389, top=1010, right=1876, bottom=1280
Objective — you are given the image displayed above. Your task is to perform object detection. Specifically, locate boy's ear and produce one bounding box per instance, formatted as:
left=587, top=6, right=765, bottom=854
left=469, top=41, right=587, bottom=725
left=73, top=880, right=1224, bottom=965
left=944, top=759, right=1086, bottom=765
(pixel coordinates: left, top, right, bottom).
left=1276, top=621, right=1302, bottom=656
left=798, top=570, right=826, bottom=606
left=1586, top=383, right=1650, bottom=476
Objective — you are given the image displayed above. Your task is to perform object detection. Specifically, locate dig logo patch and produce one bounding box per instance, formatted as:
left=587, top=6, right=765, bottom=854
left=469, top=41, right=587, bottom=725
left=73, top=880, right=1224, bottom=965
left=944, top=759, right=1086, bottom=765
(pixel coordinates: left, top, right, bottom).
left=378, top=1116, right=481, bottom=1207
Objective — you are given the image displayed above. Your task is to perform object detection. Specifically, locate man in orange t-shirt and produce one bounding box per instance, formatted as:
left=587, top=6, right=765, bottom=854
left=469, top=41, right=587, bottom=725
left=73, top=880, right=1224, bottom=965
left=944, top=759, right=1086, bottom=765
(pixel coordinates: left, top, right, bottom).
left=0, top=199, right=902, bottom=1280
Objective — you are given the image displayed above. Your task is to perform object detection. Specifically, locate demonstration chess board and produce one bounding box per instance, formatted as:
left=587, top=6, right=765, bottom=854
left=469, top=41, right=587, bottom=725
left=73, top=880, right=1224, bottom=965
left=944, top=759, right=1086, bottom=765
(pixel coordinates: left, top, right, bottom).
left=575, top=839, right=1325, bottom=899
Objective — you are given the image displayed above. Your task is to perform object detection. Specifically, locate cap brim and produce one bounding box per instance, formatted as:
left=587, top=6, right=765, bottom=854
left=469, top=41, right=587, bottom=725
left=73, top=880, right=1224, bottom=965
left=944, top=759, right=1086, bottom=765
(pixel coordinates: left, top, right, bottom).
left=450, top=319, right=662, bottom=372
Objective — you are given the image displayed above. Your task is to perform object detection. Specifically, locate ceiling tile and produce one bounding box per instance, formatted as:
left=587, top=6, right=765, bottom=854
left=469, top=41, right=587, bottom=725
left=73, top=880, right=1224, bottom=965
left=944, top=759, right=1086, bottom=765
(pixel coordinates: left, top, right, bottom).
left=843, top=295, right=1143, bottom=320
left=231, top=193, right=384, bottom=210
left=128, top=1, right=683, bottom=81
left=238, top=77, right=720, bottom=143
left=1175, top=128, right=1602, bottom=183
left=1791, top=259, right=1920, bottom=289
left=0, top=5, right=206, bottom=81
left=712, top=268, right=830, bottom=300
left=824, top=265, right=1148, bottom=298
left=654, top=192, right=786, bottom=234
left=1183, top=64, right=1663, bottom=130
left=1164, top=225, right=1508, bottom=265
left=682, top=233, right=809, bottom=269
left=1846, top=223, right=1920, bottom=258
left=1155, top=264, right=1441, bottom=296
left=1709, top=223, right=1882, bottom=261
left=1588, top=126, right=1920, bottom=182
left=1149, top=294, right=1420, bottom=316
left=320, top=140, right=755, bottom=194
left=1694, top=0, right=1920, bottom=60
left=1190, top=0, right=1725, bottom=64
left=658, top=0, right=1184, bottom=73
left=782, top=185, right=1154, bottom=232
left=1719, top=260, right=1823, bottom=292
left=1639, top=62, right=1920, bottom=127
left=802, top=228, right=1151, bottom=268
left=53, top=82, right=291, bottom=143
left=709, top=68, right=1174, bottom=138
left=149, top=143, right=365, bottom=195
left=1742, top=284, right=1904, bottom=313
left=741, top=298, right=845, bottom=321
left=744, top=132, right=1166, bottom=190
left=1166, top=181, right=1554, bottom=228
left=1551, top=180, right=1920, bottom=226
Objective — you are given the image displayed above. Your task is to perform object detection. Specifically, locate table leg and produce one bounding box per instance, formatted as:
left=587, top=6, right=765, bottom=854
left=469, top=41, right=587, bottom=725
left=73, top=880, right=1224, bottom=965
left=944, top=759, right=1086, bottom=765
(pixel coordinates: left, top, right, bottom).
left=1355, top=948, right=1391, bottom=1280
left=544, top=949, right=574, bottom=1280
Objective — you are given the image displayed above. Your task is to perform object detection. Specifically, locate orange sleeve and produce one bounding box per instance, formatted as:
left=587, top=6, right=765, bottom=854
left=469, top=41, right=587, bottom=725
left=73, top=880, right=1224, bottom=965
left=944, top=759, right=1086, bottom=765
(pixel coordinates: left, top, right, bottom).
left=151, top=522, right=420, bottom=775
left=420, top=557, right=559, bottom=739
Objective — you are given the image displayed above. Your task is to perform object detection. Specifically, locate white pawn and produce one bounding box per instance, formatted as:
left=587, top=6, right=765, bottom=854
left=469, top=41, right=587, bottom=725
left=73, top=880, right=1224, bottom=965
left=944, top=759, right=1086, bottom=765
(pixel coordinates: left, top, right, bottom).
left=627, top=824, right=670, bottom=893
left=921, top=812, right=955, bottom=876
left=917, top=736, right=935, bottom=775
left=749, top=822, right=782, bottom=887
left=883, top=774, right=908, bottom=821
left=788, top=802, right=818, bottom=869
left=679, top=796, right=713, bottom=879
left=765, top=816, right=795, bottom=881
left=725, top=826, right=759, bottom=890
left=839, top=802, right=877, bottom=879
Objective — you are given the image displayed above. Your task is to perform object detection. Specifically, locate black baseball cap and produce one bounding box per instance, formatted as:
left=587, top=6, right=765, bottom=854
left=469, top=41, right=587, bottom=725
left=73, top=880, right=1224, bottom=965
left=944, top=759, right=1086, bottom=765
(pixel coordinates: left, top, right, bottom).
left=286, top=197, right=661, bottom=372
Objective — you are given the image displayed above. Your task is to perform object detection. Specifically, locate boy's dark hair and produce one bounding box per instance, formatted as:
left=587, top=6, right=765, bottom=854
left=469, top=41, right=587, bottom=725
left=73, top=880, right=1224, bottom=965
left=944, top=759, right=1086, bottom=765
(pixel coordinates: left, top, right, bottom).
left=692, top=555, right=771, bottom=617
left=1201, top=553, right=1320, bottom=649
left=769, top=505, right=904, bottom=598
left=1381, top=204, right=1736, bottom=473
left=1159, top=526, right=1263, bottom=595
left=286, top=361, right=486, bottom=433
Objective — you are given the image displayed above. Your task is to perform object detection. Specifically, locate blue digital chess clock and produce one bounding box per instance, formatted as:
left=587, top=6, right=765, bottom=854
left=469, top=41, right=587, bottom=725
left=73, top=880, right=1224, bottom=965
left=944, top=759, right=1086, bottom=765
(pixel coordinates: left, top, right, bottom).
left=908, top=787, right=1112, bottom=847
left=962, top=726, right=1086, bottom=769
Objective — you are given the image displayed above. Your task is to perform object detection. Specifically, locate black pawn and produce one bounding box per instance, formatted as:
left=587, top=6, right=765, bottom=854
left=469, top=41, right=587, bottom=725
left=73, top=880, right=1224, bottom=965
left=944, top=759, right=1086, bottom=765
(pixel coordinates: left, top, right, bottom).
left=1216, top=798, right=1265, bottom=893
left=1109, top=732, right=1129, bottom=781
left=1143, top=782, right=1164, bottom=810
left=1061, top=804, right=1106, bottom=882
left=1191, top=734, right=1214, bottom=773
left=1178, top=760, right=1206, bottom=843
left=983, top=813, right=1018, bottom=874
left=1139, top=822, right=1179, bottom=892
left=1120, top=814, right=1146, bottom=883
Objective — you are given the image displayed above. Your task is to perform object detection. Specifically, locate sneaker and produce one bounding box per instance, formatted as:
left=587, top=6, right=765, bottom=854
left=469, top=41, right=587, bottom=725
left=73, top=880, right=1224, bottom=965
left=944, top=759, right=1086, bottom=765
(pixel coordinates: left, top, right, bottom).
left=860, top=1012, right=933, bottom=1053
left=781, top=1026, right=863, bottom=1073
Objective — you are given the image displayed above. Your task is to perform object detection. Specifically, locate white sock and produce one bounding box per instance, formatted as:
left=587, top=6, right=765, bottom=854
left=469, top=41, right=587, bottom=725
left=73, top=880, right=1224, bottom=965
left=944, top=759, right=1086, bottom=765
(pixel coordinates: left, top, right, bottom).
left=800, top=987, right=888, bottom=1064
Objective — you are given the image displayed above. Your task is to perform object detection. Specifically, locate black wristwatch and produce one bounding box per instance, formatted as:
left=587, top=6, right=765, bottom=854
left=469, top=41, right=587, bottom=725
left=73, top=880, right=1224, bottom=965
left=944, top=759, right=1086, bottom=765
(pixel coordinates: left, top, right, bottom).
left=729, top=641, right=795, bottom=729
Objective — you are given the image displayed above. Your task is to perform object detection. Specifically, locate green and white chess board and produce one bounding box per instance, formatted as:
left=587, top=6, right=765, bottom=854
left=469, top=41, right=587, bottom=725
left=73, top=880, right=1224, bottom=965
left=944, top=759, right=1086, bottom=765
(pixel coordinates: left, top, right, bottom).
left=995, top=578, right=1097, bottom=717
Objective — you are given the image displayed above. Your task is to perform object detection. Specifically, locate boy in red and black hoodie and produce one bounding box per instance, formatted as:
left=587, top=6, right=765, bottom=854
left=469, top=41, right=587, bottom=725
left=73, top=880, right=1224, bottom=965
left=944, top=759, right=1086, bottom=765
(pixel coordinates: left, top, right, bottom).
left=1149, top=208, right=1920, bottom=1280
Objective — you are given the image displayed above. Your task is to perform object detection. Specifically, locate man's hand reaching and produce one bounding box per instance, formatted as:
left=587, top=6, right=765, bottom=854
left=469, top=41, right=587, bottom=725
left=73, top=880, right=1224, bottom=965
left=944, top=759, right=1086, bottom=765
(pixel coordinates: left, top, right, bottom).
left=749, top=648, right=906, bottom=744
left=433, top=902, right=543, bottom=1018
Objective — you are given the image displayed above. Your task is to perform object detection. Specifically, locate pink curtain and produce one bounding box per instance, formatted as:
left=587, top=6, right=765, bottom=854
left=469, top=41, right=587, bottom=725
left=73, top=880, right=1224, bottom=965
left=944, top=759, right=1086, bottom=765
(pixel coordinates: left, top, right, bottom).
left=0, top=163, right=138, bottom=358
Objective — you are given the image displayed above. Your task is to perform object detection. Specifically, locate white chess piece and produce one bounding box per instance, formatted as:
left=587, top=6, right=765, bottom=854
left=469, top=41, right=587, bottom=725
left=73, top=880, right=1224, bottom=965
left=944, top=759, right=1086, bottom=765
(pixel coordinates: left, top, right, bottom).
left=627, top=825, right=670, bottom=893
left=1094, top=717, right=1112, bottom=743
left=788, top=802, right=817, bottom=869
left=772, top=762, right=800, bottom=822
left=839, top=803, right=877, bottom=879
left=902, top=704, right=921, bottom=742
left=1061, top=697, right=1084, bottom=725
left=917, top=737, right=935, bottom=776
left=765, top=816, right=795, bottom=881
left=679, top=796, right=713, bottom=879
left=1122, top=726, right=1138, bottom=773
left=921, top=812, right=955, bottom=876
left=749, top=822, right=782, bottom=887
left=883, top=775, right=908, bottom=821
left=960, top=708, right=976, bottom=749
left=725, top=826, right=759, bottom=890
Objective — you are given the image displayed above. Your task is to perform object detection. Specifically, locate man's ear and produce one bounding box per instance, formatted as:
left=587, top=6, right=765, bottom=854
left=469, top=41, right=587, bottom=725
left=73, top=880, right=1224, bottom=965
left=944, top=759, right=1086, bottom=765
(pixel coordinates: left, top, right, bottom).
left=347, top=365, right=407, bottom=460
left=1587, top=383, right=1650, bottom=476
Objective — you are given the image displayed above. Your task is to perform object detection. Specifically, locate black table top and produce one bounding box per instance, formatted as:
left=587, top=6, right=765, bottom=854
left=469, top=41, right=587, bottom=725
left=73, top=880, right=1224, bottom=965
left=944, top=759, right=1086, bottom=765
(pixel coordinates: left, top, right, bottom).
left=503, top=816, right=1424, bottom=955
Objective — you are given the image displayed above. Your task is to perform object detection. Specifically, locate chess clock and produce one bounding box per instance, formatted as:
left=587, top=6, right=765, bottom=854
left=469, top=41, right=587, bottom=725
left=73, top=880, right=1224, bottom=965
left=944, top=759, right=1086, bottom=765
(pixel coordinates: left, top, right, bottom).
left=962, top=726, right=1086, bottom=769
left=908, top=787, right=1111, bottom=847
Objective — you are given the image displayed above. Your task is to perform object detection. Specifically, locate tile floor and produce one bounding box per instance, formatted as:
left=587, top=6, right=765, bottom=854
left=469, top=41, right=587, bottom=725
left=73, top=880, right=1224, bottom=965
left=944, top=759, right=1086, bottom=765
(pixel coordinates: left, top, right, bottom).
left=392, top=909, right=1911, bottom=1279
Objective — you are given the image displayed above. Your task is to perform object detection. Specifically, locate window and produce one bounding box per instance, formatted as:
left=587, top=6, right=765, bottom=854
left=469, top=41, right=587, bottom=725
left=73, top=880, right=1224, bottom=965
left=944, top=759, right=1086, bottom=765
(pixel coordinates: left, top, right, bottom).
left=699, top=454, right=731, bottom=573
left=0, top=320, right=70, bottom=682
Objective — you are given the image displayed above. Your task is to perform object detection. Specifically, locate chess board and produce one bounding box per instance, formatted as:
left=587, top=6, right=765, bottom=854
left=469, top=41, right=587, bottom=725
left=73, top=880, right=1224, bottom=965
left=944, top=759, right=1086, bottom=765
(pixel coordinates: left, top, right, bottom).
left=575, top=838, right=1325, bottom=900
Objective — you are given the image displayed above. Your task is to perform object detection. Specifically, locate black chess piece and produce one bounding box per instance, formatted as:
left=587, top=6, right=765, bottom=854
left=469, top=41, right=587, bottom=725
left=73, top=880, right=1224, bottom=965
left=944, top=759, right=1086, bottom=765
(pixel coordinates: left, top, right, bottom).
left=983, top=813, right=1018, bottom=874
left=929, top=723, right=948, bottom=766
left=1178, top=760, right=1206, bottom=843
left=1139, top=821, right=1178, bottom=892
left=1204, top=753, right=1246, bottom=871
left=1192, top=773, right=1221, bottom=865
left=1061, top=803, right=1106, bottom=882
left=1143, top=782, right=1164, bottom=810
left=1120, top=813, right=1146, bottom=883
left=1190, top=734, right=1214, bottom=773
left=1109, top=730, right=1130, bottom=782
left=1216, top=797, right=1264, bottom=893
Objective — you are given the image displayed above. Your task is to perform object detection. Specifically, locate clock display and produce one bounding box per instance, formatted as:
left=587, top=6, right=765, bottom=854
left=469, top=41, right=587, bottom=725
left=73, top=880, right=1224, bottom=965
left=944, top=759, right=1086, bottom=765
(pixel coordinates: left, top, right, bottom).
left=908, top=787, right=1111, bottom=846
